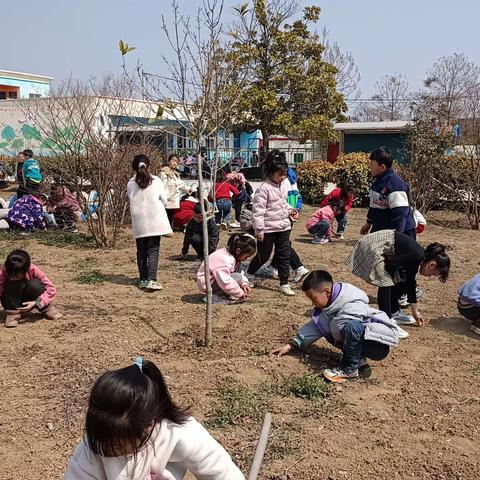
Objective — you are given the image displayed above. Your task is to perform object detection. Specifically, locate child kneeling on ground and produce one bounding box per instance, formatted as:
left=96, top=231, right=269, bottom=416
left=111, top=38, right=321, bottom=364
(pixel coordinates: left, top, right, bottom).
left=64, top=357, right=244, bottom=480
left=458, top=273, right=480, bottom=336
left=306, top=199, right=345, bottom=245
left=0, top=249, right=62, bottom=328
left=271, top=270, right=399, bottom=383
left=197, top=233, right=255, bottom=304
left=179, top=203, right=219, bottom=260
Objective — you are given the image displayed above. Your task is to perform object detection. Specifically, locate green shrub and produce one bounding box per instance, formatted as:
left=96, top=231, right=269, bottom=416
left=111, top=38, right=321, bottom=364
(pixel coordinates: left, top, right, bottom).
left=297, top=152, right=372, bottom=206
left=284, top=373, right=330, bottom=400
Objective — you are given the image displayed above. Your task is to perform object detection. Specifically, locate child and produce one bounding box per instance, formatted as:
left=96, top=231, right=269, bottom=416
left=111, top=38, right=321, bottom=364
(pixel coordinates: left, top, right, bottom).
left=211, top=172, right=240, bottom=225
left=127, top=154, right=172, bottom=291
left=321, top=181, right=356, bottom=239
left=47, top=185, right=81, bottom=232
left=197, top=233, right=255, bottom=304
left=306, top=198, right=345, bottom=244
left=0, top=249, right=61, bottom=328
left=64, top=358, right=244, bottom=479
left=7, top=193, right=47, bottom=232
left=17, top=149, right=42, bottom=198
left=458, top=273, right=480, bottom=336
left=179, top=203, right=219, bottom=260
left=271, top=270, right=399, bottom=383
left=172, top=191, right=198, bottom=231
left=160, top=154, right=191, bottom=225
left=240, top=202, right=254, bottom=235
left=247, top=150, right=298, bottom=296
left=360, top=147, right=416, bottom=238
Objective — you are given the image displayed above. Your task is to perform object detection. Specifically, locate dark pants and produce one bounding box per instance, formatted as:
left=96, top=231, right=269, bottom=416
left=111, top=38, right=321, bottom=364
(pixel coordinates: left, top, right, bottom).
left=136, top=236, right=161, bottom=281
left=458, top=300, right=480, bottom=328
left=166, top=208, right=178, bottom=226
left=335, top=213, right=348, bottom=234
left=404, top=228, right=417, bottom=240
left=54, top=207, right=77, bottom=231
left=339, top=320, right=390, bottom=374
left=233, top=189, right=248, bottom=221
left=248, top=230, right=291, bottom=285
left=271, top=241, right=302, bottom=271
left=17, top=180, right=40, bottom=199
left=308, top=220, right=330, bottom=238
left=185, top=233, right=204, bottom=259
left=377, top=283, right=406, bottom=318
left=215, top=198, right=232, bottom=224
left=1, top=278, right=46, bottom=311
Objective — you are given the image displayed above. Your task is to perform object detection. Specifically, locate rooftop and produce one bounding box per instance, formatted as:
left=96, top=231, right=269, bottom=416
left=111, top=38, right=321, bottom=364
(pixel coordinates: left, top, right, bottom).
left=334, top=120, right=410, bottom=132
left=0, top=69, right=54, bottom=83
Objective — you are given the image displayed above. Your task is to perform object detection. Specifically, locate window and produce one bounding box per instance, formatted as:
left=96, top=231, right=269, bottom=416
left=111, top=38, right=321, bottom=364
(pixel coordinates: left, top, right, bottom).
left=29, top=93, right=41, bottom=99
left=8, top=92, right=17, bottom=99
left=0, top=92, right=6, bottom=100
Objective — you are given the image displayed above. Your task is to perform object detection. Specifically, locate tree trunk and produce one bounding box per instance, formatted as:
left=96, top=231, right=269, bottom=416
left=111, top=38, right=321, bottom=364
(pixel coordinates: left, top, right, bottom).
left=196, top=151, right=214, bottom=347
left=261, top=128, right=270, bottom=157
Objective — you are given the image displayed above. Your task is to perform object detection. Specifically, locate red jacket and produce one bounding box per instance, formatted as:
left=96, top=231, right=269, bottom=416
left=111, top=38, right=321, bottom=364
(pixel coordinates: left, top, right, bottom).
left=173, top=199, right=198, bottom=229
left=321, top=187, right=354, bottom=212
left=212, top=182, right=239, bottom=201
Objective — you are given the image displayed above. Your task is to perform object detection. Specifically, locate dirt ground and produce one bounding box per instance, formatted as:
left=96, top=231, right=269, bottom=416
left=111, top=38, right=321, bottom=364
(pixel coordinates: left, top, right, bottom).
left=0, top=206, right=479, bottom=480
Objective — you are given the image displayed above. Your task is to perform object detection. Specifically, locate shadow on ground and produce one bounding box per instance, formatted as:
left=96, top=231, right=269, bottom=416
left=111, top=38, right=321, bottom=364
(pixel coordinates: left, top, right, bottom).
left=430, top=316, right=479, bottom=340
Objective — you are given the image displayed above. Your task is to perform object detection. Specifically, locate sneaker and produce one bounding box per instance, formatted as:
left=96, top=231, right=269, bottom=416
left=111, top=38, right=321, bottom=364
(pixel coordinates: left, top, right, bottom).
left=398, top=294, right=409, bottom=307
left=279, top=284, right=295, bottom=296
left=146, top=280, right=163, bottom=291
left=358, top=358, right=372, bottom=379
left=470, top=324, right=480, bottom=335
left=230, top=221, right=241, bottom=228
left=312, top=236, right=329, bottom=245
left=138, top=280, right=148, bottom=289
left=416, top=287, right=423, bottom=300
left=323, top=367, right=359, bottom=383
left=392, top=309, right=416, bottom=325
left=292, top=266, right=309, bottom=283
left=245, top=273, right=257, bottom=288
left=397, top=325, right=410, bottom=339
left=257, top=264, right=278, bottom=279
left=333, top=232, right=345, bottom=239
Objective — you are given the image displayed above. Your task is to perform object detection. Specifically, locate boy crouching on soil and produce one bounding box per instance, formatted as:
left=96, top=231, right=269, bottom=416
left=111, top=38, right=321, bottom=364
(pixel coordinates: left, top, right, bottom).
left=271, top=270, right=399, bottom=383
left=0, top=249, right=62, bottom=328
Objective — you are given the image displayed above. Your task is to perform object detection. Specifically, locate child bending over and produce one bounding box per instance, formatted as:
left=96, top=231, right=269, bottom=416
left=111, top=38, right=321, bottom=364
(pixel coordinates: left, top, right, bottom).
left=320, top=181, right=356, bottom=239
left=197, top=233, right=255, bottom=304
left=47, top=185, right=81, bottom=232
left=0, top=250, right=62, bottom=328
left=458, top=273, right=480, bottom=336
left=7, top=193, right=47, bottom=232
left=179, top=203, right=219, bottom=260
left=271, top=270, right=399, bottom=383
left=306, top=198, right=345, bottom=244
left=64, top=357, right=244, bottom=479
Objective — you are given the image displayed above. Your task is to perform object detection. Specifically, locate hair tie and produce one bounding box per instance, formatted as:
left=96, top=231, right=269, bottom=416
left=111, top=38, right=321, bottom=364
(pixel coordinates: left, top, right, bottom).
left=134, top=356, right=143, bottom=372
left=138, top=162, right=147, bottom=169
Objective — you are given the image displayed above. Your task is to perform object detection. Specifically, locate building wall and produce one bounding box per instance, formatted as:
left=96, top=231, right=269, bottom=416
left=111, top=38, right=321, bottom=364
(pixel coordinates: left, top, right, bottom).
left=343, top=132, right=408, bottom=163
left=0, top=76, right=50, bottom=98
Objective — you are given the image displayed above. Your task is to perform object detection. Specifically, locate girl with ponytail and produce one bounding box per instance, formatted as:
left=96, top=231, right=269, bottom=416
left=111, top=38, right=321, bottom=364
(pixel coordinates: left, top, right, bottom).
left=197, top=233, right=256, bottom=304
left=127, top=155, right=172, bottom=291
left=64, top=358, right=244, bottom=479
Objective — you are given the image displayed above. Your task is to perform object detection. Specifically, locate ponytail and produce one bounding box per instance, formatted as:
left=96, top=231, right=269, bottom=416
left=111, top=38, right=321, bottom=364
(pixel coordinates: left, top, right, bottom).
left=227, top=233, right=256, bottom=259
left=424, top=243, right=450, bottom=282
left=263, top=149, right=288, bottom=179
left=132, top=154, right=152, bottom=189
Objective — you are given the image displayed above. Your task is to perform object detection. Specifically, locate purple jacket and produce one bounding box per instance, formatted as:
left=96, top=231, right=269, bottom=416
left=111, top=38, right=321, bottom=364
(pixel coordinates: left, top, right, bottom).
left=252, top=179, right=292, bottom=235
left=7, top=195, right=46, bottom=232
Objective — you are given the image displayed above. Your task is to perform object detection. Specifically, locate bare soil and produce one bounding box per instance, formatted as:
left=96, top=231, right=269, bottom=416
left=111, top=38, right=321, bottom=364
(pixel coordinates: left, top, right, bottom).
left=0, top=207, right=479, bottom=480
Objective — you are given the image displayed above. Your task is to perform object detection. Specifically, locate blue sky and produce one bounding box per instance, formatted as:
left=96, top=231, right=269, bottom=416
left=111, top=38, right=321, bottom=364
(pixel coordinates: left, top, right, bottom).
left=2, top=0, right=479, bottom=97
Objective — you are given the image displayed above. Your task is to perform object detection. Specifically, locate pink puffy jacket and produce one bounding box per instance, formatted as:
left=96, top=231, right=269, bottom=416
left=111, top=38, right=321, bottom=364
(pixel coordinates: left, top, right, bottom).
left=306, top=205, right=336, bottom=238
left=252, top=179, right=292, bottom=235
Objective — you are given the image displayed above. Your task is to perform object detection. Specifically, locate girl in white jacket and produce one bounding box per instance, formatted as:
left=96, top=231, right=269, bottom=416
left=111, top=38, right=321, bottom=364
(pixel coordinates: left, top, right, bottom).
left=64, top=358, right=244, bottom=480
left=127, top=155, right=172, bottom=291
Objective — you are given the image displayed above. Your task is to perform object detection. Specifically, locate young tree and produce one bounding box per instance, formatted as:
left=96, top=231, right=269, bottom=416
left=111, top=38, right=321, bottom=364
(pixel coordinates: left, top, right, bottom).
left=19, top=76, right=158, bottom=247
left=122, top=0, right=248, bottom=346
left=371, top=74, right=410, bottom=121
left=229, top=1, right=346, bottom=152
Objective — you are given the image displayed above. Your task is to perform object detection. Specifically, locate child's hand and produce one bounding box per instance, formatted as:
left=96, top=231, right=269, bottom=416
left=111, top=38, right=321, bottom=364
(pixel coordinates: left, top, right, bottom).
left=360, top=222, right=371, bottom=235
left=241, top=284, right=251, bottom=296
left=289, top=209, right=299, bottom=221
left=270, top=344, right=292, bottom=357
left=19, top=301, right=35, bottom=312
left=411, top=304, right=425, bottom=326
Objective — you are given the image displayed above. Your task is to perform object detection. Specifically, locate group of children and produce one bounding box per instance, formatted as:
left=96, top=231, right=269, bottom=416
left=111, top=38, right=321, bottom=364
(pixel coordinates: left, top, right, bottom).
left=2, top=146, right=480, bottom=479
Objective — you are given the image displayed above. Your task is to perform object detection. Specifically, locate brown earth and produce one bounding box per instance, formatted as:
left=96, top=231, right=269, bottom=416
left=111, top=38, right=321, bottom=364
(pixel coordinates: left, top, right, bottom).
left=0, top=206, right=479, bottom=480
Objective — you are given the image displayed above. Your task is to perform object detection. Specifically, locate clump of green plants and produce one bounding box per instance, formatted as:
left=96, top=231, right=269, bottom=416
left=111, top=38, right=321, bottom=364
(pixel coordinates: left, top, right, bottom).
left=73, top=269, right=106, bottom=285
left=283, top=373, right=330, bottom=400
left=38, top=230, right=97, bottom=249
left=205, top=384, right=267, bottom=429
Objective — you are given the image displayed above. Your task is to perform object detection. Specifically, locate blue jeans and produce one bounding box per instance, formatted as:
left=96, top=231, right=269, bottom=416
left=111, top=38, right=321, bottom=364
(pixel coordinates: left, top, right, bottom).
left=335, top=213, right=348, bottom=234
left=215, top=198, right=232, bottom=224
left=308, top=220, right=330, bottom=238
left=339, top=320, right=390, bottom=374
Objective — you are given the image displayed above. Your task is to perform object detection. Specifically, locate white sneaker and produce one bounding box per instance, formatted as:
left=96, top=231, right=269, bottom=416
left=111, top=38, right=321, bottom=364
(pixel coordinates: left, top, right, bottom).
left=397, top=326, right=410, bottom=339
left=312, top=236, right=329, bottom=245
left=230, top=221, right=241, bottom=228
left=292, top=266, right=309, bottom=283
left=398, top=294, right=409, bottom=307
left=470, top=324, right=480, bottom=335
left=279, top=284, right=295, bottom=296
left=258, top=264, right=278, bottom=279
left=392, top=309, right=416, bottom=325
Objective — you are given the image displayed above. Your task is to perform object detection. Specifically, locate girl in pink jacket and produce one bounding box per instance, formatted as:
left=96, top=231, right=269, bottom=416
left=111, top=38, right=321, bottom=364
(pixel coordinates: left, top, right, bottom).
left=0, top=249, right=61, bottom=328
left=197, top=233, right=256, bottom=304
left=247, top=150, right=298, bottom=296
left=307, top=199, right=345, bottom=245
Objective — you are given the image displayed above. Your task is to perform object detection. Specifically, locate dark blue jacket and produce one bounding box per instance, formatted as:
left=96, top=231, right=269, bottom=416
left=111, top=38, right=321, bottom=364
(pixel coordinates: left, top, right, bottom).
left=367, top=169, right=415, bottom=233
